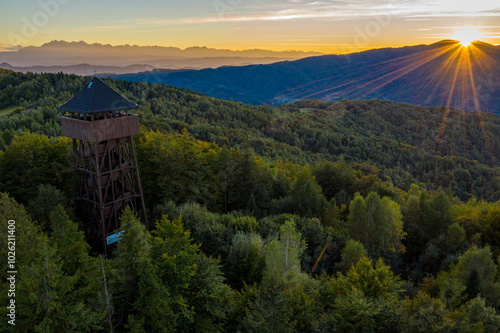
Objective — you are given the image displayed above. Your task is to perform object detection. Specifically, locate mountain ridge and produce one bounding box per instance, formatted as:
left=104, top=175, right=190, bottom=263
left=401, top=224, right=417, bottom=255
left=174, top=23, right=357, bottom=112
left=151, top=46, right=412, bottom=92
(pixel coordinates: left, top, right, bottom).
left=0, top=40, right=323, bottom=68
left=114, top=40, right=500, bottom=114
left=0, top=62, right=156, bottom=75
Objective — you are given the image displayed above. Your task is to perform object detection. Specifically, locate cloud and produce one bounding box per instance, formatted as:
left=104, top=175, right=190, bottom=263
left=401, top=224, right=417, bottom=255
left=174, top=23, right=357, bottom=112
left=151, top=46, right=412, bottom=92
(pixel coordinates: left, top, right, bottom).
left=0, top=44, right=23, bottom=51
left=71, top=25, right=139, bottom=32
left=131, top=0, right=499, bottom=27
left=44, top=0, right=499, bottom=49
left=133, top=1, right=403, bottom=27
left=403, top=12, right=500, bottom=18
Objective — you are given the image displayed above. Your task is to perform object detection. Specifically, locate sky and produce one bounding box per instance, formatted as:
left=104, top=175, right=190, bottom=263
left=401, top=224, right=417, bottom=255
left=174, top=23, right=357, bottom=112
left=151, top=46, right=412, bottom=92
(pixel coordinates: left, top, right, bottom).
left=1, top=0, right=499, bottom=53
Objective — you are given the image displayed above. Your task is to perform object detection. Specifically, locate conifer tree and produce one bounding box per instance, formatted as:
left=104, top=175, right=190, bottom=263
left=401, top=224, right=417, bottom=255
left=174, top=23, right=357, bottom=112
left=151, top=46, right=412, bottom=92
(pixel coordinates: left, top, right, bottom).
left=112, top=207, right=153, bottom=329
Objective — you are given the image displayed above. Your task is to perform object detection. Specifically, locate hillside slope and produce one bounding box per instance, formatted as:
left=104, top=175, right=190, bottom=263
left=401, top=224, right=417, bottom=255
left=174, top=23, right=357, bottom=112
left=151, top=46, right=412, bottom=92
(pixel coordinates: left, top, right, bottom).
left=0, top=70, right=498, bottom=201
left=115, top=41, right=500, bottom=114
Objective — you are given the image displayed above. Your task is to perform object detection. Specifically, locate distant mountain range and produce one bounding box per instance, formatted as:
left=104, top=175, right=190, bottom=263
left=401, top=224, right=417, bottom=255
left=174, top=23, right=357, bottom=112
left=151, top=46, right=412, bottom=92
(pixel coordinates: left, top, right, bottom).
left=0, top=40, right=322, bottom=71
left=0, top=62, right=157, bottom=76
left=114, top=40, right=500, bottom=114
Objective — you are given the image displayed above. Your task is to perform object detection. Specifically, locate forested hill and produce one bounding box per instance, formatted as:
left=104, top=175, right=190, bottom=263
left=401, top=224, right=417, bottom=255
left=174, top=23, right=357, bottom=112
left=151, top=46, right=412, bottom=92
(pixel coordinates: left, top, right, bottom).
left=3, top=70, right=500, bottom=332
left=114, top=40, right=500, bottom=114
left=0, top=70, right=498, bottom=201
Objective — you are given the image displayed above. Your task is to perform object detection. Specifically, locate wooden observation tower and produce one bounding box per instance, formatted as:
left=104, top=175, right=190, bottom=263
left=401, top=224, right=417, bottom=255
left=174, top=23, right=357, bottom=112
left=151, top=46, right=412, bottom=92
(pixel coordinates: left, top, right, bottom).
left=59, top=77, right=146, bottom=255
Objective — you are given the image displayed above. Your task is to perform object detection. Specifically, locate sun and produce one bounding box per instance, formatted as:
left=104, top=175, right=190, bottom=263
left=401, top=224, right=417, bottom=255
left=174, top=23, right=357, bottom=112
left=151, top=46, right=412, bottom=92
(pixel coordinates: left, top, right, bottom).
left=452, top=28, right=484, bottom=47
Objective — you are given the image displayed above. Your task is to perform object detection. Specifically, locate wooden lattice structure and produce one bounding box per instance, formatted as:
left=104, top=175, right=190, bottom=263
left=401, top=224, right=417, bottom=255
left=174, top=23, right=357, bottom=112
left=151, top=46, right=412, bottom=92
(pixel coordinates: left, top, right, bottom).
left=59, top=77, right=146, bottom=255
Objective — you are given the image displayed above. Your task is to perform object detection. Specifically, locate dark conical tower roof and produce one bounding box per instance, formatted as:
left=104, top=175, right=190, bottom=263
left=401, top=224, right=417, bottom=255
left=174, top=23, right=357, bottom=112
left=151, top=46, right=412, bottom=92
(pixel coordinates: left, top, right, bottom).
left=58, top=77, right=138, bottom=113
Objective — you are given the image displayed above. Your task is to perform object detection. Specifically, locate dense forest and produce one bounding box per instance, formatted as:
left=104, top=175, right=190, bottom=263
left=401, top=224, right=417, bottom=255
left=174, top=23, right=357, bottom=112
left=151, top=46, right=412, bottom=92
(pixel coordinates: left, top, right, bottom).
left=1, top=70, right=498, bottom=201
left=1, top=70, right=500, bottom=332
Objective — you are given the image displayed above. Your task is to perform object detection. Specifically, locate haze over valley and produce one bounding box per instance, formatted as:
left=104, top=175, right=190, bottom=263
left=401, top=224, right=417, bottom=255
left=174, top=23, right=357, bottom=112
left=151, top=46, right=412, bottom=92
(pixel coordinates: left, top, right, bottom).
left=0, top=40, right=323, bottom=74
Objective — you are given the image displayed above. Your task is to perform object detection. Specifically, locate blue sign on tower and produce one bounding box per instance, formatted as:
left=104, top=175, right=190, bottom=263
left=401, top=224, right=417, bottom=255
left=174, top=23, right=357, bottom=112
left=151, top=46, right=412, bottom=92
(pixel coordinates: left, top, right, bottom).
left=106, top=231, right=124, bottom=245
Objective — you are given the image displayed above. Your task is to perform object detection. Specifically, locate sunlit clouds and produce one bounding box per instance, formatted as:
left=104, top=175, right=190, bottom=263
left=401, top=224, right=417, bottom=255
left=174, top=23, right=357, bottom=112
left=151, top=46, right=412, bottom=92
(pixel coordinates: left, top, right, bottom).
left=0, top=0, right=499, bottom=52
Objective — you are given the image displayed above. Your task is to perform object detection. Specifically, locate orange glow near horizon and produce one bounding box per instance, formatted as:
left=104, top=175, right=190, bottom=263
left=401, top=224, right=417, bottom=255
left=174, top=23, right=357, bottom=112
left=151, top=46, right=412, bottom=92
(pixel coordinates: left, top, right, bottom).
left=2, top=0, right=500, bottom=53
